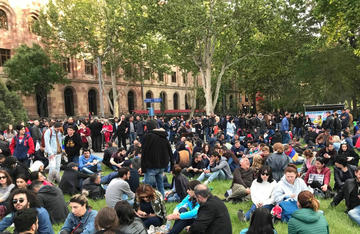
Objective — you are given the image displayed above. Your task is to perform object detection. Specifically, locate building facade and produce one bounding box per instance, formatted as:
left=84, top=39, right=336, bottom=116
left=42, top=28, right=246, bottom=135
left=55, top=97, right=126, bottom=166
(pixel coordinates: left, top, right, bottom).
left=0, top=0, right=247, bottom=119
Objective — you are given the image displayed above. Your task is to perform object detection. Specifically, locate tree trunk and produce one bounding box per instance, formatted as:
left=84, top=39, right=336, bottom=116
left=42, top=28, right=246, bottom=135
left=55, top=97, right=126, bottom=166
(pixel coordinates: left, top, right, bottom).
left=353, top=96, right=358, bottom=119
left=97, top=57, right=105, bottom=117
left=110, top=65, right=119, bottom=117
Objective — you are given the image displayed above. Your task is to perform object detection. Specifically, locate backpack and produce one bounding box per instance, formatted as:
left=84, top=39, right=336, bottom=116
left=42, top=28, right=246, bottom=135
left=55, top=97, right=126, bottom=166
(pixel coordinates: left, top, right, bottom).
left=40, top=128, right=53, bottom=148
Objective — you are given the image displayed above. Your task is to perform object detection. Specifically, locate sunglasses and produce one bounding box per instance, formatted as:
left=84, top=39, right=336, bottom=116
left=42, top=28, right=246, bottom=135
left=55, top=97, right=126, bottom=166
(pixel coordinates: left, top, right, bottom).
left=0, top=176, right=6, bottom=180
left=261, top=173, right=270, bottom=176
left=12, top=198, right=25, bottom=204
left=139, top=196, right=151, bottom=200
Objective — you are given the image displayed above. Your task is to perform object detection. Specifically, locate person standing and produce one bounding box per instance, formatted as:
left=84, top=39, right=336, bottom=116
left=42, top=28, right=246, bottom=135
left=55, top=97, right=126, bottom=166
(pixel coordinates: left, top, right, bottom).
left=128, top=116, right=136, bottom=145
left=30, top=120, right=42, bottom=152
left=115, top=115, right=129, bottom=150
left=281, top=113, right=290, bottom=144
left=64, top=125, right=83, bottom=163
left=10, top=125, right=35, bottom=167
left=189, top=184, right=232, bottom=234
left=43, top=122, right=63, bottom=183
left=135, top=116, right=145, bottom=144
left=89, top=117, right=103, bottom=152
left=141, top=120, right=173, bottom=197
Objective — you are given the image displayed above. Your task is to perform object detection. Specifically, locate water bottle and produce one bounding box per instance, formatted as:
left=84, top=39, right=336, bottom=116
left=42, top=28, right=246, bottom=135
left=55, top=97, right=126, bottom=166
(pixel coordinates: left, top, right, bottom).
left=165, top=220, right=172, bottom=231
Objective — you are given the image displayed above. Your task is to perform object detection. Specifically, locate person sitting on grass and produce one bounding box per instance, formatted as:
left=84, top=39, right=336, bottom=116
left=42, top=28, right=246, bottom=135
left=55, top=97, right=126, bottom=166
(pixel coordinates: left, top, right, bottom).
left=331, top=166, right=360, bottom=226
left=165, top=165, right=189, bottom=203
left=60, top=193, right=98, bottom=234
left=304, top=157, right=332, bottom=198
left=13, top=208, right=39, bottom=234
left=79, top=148, right=103, bottom=174
left=225, top=157, right=253, bottom=203
left=134, top=184, right=167, bottom=229
left=114, top=200, right=147, bottom=234
left=0, top=188, right=53, bottom=234
left=299, top=149, right=316, bottom=179
left=240, top=207, right=277, bottom=234
left=238, top=166, right=277, bottom=221
left=197, top=151, right=233, bottom=185
left=59, top=162, right=89, bottom=195
left=166, top=180, right=201, bottom=234
left=265, top=143, right=290, bottom=182
left=333, top=156, right=357, bottom=191
left=288, top=190, right=329, bottom=234
left=183, top=152, right=205, bottom=178
left=94, top=207, right=121, bottom=234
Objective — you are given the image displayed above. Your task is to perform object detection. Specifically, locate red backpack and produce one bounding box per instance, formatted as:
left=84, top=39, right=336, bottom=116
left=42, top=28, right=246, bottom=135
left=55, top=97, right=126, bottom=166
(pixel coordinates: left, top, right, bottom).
left=40, top=128, right=53, bottom=148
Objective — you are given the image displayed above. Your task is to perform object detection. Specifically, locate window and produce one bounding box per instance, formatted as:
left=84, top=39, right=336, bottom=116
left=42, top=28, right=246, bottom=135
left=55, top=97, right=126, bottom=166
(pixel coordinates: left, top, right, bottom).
left=144, top=68, right=151, bottom=80
left=173, top=93, right=179, bottom=110
left=64, top=87, right=75, bottom=116
left=28, top=14, right=38, bottom=33
left=0, top=48, right=10, bottom=66
left=171, top=71, right=176, bottom=83
left=85, top=60, right=94, bottom=75
left=88, top=89, right=98, bottom=115
left=128, top=90, right=135, bottom=113
left=62, top=58, right=71, bottom=73
left=145, top=91, right=153, bottom=109
left=0, top=10, right=8, bottom=30
left=185, top=94, right=189, bottom=109
left=183, top=73, right=187, bottom=84
left=160, top=91, right=167, bottom=111
left=158, top=72, right=164, bottom=82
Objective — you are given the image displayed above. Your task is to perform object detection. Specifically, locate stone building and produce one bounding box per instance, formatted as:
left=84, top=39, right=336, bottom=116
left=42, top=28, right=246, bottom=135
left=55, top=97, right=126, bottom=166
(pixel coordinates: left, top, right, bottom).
left=0, top=0, right=248, bottom=119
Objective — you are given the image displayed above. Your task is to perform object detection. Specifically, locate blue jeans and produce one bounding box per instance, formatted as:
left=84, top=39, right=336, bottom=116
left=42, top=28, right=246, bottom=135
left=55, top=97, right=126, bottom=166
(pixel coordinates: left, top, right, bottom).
left=129, top=132, right=136, bottom=144
left=144, top=168, right=165, bottom=197
left=197, top=170, right=226, bottom=183
left=245, top=204, right=274, bottom=221
left=168, top=207, right=194, bottom=234
left=142, top=216, right=163, bottom=229
left=166, top=193, right=180, bottom=202
left=121, top=194, right=134, bottom=206
left=100, top=172, right=118, bottom=184
left=348, top=205, right=360, bottom=225
left=281, top=131, right=290, bottom=144
left=81, top=163, right=102, bottom=174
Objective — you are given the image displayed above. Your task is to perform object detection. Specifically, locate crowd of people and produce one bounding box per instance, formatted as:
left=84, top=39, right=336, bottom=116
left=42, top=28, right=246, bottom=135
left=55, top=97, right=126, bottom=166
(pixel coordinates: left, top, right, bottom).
left=0, top=110, right=359, bottom=233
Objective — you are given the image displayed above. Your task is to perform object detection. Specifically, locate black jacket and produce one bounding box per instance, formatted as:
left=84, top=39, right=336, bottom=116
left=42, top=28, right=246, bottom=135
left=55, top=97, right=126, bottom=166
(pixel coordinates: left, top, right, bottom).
left=128, top=168, right=140, bottom=193
left=141, top=129, right=173, bottom=172
left=189, top=195, right=232, bottom=234
left=332, top=178, right=360, bottom=211
left=37, top=185, right=68, bottom=224
left=82, top=178, right=105, bottom=200
left=334, top=165, right=357, bottom=190
left=103, top=146, right=118, bottom=169
left=171, top=173, right=189, bottom=200
left=89, top=121, right=103, bottom=137
left=64, top=133, right=83, bottom=159
left=0, top=140, right=10, bottom=156
left=59, top=165, right=89, bottom=195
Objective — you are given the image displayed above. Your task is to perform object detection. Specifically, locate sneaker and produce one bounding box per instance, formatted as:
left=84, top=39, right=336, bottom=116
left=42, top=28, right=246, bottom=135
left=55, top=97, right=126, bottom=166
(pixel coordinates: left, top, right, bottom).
left=237, top=209, right=245, bottom=222
left=204, top=180, right=209, bottom=185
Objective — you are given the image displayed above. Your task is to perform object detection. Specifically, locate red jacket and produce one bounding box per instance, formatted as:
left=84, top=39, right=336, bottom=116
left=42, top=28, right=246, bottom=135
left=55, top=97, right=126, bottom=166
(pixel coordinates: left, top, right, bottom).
left=9, top=134, right=35, bottom=155
left=304, top=165, right=331, bottom=186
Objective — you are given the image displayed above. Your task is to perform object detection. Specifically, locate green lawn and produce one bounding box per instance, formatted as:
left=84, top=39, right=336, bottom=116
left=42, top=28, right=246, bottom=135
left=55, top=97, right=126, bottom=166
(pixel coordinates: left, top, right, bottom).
left=27, top=167, right=360, bottom=233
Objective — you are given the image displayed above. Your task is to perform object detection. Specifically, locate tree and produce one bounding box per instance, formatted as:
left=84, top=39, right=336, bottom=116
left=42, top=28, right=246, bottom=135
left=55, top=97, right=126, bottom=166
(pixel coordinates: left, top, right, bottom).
left=35, top=0, right=171, bottom=117
left=0, top=82, right=28, bottom=129
left=4, top=44, right=68, bottom=117
left=135, top=0, right=292, bottom=115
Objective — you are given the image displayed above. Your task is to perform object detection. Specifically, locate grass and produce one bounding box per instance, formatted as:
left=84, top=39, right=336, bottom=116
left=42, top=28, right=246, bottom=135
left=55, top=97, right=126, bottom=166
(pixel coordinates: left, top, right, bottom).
left=8, top=166, right=360, bottom=234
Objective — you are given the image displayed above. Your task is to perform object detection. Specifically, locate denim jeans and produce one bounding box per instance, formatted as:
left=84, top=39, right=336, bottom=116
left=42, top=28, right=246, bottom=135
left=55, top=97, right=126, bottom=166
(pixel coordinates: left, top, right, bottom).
left=100, top=171, right=118, bottom=184
left=348, top=205, right=360, bottom=225
left=197, top=170, right=226, bottom=183
left=129, top=132, right=136, bottom=144
left=121, top=194, right=134, bottom=206
left=166, top=193, right=180, bottom=202
left=144, top=168, right=165, bottom=197
left=168, top=207, right=194, bottom=234
left=81, top=163, right=102, bottom=174
left=281, top=131, right=290, bottom=144
left=245, top=204, right=274, bottom=221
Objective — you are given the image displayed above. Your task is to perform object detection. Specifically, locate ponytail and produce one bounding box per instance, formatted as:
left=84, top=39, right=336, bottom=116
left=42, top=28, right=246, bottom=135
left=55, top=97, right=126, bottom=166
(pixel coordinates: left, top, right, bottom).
left=298, top=191, right=319, bottom=211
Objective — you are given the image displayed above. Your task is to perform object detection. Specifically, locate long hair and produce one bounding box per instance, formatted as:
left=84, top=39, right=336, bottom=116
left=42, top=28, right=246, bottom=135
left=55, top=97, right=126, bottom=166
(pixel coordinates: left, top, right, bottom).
left=247, top=207, right=274, bottom=234
left=256, top=166, right=274, bottom=183
left=135, top=184, right=155, bottom=202
left=298, top=190, right=320, bottom=211
left=0, top=169, right=13, bottom=186
left=94, top=207, right=119, bottom=233
left=114, top=200, right=135, bottom=226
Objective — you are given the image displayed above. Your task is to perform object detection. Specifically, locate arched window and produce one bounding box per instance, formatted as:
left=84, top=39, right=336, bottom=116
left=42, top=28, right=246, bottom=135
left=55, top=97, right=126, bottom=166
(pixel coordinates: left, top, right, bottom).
left=0, top=10, right=8, bottom=30
left=88, top=89, right=98, bottom=115
left=229, top=95, right=234, bottom=109
left=145, top=91, right=153, bottom=109
left=109, top=90, right=114, bottom=115
left=185, top=94, right=189, bottom=110
left=36, top=93, right=48, bottom=117
left=28, top=14, right=38, bottom=33
left=173, top=93, right=179, bottom=110
left=128, top=90, right=135, bottom=113
left=160, top=91, right=167, bottom=111
left=64, top=87, right=75, bottom=116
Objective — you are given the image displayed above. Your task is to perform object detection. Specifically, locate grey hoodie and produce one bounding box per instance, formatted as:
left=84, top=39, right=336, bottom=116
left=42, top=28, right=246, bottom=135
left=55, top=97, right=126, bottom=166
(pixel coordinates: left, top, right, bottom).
left=272, top=176, right=310, bottom=203
left=210, top=156, right=233, bottom=179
